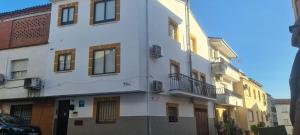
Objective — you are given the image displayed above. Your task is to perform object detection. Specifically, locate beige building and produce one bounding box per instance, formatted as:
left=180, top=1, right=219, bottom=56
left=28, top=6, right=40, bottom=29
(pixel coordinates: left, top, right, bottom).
left=275, top=99, right=293, bottom=135
left=234, top=73, right=270, bottom=134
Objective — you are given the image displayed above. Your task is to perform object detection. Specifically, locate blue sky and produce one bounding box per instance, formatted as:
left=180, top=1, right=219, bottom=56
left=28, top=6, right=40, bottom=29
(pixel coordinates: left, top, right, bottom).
left=0, top=0, right=295, bottom=98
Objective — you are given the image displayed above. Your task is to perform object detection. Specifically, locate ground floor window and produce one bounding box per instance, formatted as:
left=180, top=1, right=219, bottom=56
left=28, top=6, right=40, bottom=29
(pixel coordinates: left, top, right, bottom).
left=94, top=97, right=120, bottom=124
left=166, top=103, right=178, bottom=123
left=10, top=104, right=32, bottom=125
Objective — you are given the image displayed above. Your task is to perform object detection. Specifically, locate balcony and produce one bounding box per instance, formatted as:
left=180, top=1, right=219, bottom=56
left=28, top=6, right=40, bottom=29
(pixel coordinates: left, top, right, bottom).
left=169, top=73, right=216, bottom=100
left=211, top=60, right=240, bottom=82
left=216, top=88, right=243, bottom=107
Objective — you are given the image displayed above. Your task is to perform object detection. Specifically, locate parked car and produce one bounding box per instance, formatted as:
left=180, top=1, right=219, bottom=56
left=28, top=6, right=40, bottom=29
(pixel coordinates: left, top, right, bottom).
left=0, top=114, right=41, bottom=135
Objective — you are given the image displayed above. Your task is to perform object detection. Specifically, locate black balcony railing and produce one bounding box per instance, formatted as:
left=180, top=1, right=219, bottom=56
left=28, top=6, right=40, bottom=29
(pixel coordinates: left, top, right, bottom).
left=169, top=73, right=216, bottom=99
left=216, top=88, right=242, bottom=98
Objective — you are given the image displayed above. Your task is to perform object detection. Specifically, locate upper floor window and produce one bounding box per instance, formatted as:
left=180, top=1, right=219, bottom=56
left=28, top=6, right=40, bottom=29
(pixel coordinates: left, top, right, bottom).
left=253, top=89, right=257, bottom=99
left=170, top=60, right=180, bottom=74
left=89, top=43, right=120, bottom=75
left=54, top=49, right=76, bottom=72
left=248, top=110, right=254, bottom=122
left=169, top=18, right=178, bottom=42
left=90, top=0, right=120, bottom=24
left=167, top=103, right=178, bottom=123
left=58, top=2, right=78, bottom=26
left=191, top=36, right=198, bottom=54
left=258, top=91, right=261, bottom=101
left=11, top=59, right=28, bottom=80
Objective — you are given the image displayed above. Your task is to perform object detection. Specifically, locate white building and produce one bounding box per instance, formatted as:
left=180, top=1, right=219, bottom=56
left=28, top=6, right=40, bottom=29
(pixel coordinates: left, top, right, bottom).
left=44, top=0, right=217, bottom=135
left=209, top=37, right=244, bottom=126
left=275, top=99, right=293, bottom=135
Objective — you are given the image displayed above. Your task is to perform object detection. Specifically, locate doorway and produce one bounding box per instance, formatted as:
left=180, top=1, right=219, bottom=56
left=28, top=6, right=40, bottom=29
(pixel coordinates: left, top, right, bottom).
left=56, top=100, right=70, bottom=135
left=195, top=108, right=209, bottom=135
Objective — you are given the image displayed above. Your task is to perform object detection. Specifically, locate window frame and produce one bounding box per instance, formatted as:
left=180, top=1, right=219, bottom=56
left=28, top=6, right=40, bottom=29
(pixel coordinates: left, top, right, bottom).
left=11, top=59, right=28, bottom=80
left=248, top=110, right=254, bottom=122
left=93, top=97, right=120, bottom=124
left=166, top=103, right=179, bottom=123
left=168, top=18, right=179, bottom=42
left=57, top=53, right=72, bottom=71
left=93, top=0, right=117, bottom=24
left=92, top=48, right=116, bottom=75
left=170, top=60, right=180, bottom=74
left=61, top=6, right=75, bottom=25
left=54, top=49, right=76, bottom=73
left=88, top=43, right=120, bottom=76
left=57, top=2, right=78, bottom=26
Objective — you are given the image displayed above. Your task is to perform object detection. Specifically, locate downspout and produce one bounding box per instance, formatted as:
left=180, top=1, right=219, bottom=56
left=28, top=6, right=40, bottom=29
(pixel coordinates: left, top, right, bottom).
left=185, top=0, right=193, bottom=86
left=145, top=0, right=152, bottom=135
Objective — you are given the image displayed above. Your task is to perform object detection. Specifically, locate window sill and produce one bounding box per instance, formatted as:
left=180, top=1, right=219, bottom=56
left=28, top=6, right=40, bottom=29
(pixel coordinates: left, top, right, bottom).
left=90, top=73, right=119, bottom=77
left=90, top=20, right=119, bottom=26
left=55, top=70, right=73, bottom=74
left=57, top=23, right=77, bottom=27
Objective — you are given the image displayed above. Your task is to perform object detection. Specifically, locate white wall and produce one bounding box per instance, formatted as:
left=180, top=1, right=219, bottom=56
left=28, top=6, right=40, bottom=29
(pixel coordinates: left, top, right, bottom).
left=0, top=45, right=48, bottom=99
left=276, top=104, right=293, bottom=135
left=45, top=0, right=147, bottom=96
left=148, top=0, right=213, bottom=93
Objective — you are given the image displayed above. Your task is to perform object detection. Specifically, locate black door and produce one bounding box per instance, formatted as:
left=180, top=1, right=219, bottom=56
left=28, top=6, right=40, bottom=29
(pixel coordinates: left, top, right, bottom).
left=56, top=100, right=70, bottom=135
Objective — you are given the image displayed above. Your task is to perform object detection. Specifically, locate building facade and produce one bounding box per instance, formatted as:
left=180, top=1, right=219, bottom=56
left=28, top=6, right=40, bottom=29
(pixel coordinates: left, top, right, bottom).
left=0, top=4, right=55, bottom=135
left=209, top=37, right=244, bottom=128
left=0, top=0, right=219, bottom=135
left=275, top=99, right=293, bottom=135
left=234, top=73, right=269, bottom=134
left=266, top=93, right=278, bottom=127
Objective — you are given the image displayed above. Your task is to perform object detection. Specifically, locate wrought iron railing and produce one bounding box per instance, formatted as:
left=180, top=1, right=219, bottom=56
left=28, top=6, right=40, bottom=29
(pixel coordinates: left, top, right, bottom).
left=216, top=88, right=242, bottom=98
left=169, top=73, right=216, bottom=99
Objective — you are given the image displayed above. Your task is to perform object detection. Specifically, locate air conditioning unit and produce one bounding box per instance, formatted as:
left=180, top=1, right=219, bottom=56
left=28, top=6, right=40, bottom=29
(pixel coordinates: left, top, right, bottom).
left=151, top=45, right=163, bottom=58
left=151, top=80, right=163, bottom=93
left=24, top=78, right=42, bottom=91
left=0, top=74, right=5, bottom=85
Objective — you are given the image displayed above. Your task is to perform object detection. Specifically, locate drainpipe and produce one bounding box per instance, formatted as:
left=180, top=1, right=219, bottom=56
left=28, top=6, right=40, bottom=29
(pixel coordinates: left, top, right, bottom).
left=185, top=0, right=193, bottom=79
left=145, top=0, right=152, bottom=135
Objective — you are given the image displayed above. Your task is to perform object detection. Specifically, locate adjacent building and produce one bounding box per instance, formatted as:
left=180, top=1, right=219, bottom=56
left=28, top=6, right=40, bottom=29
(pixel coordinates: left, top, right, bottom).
left=0, top=4, right=54, bottom=135
left=209, top=37, right=244, bottom=127
left=266, top=93, right=278, bottom=127
left=234, top=73, right=269, bottom=134
left=275, top=99, right=293, bottom=135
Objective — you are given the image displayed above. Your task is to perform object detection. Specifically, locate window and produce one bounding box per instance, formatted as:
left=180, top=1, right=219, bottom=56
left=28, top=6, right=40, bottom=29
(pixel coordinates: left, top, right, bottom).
left=261, top=111, right=264, bottom=122
left=169, top=18, right=178, bottom=41
left=10, top=104, right=32, bottom=125
left=200, top=73, right=206, bottom=83
left=90, top=0, right=120, bottom=24
left=248, top=89, right=252, bottom=97
left=248, top=110, right=254, bottom=122
left=170, top=60, right=180, bottom=74
left=58, top=54, right=71, bottom=71
left=89, top=43, right=120, bottom=75
left=258, top=91, right=261, bottom=101
left=58, top=2, right=78, bottom=26
left=253, top=89, right=257, bottom=99
left=11, top=59, right=28, bottom=80
left=192, top=70, right=199, bottom=80
left=167, top=103, right=178, bottom=123
left=94, top=97, right=120, bottom=124
left=257, top=111, right=260, bottom=121
left=54, top=49, right=76, bottom=72
left=191, top=36, right=198, bottom=53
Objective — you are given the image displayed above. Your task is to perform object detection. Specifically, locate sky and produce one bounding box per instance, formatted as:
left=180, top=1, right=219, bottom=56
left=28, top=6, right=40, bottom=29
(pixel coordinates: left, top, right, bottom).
left=0, top=0, right=295, bottom=98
